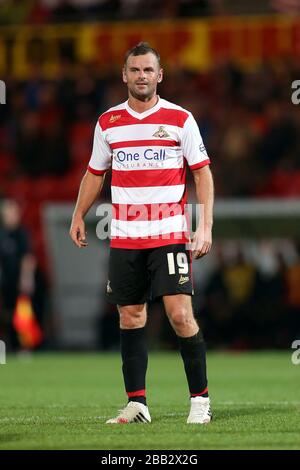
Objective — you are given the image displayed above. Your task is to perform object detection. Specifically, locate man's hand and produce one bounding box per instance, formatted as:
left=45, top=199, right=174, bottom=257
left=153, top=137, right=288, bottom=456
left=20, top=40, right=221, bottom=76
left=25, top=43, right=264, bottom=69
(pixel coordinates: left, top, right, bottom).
left=69, top=216, right=88, bottom=248
left=191, top=225, right=212, bottom=259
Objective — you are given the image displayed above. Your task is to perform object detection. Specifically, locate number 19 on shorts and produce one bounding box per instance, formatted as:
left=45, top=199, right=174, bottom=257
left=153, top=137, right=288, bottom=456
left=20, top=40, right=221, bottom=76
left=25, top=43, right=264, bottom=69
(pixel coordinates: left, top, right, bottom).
left=167, top=252, right=189, bottom=275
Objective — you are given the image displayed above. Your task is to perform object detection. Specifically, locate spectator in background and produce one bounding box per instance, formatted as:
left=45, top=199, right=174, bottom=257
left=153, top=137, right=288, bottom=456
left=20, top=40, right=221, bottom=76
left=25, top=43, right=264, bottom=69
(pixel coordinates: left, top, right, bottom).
left=247, top=242, right=286, bottom=348
left=203, top=245, right=257, bottom=348
left=202, top=246, right=234, bottom=348
left=259, top=100, right=298, bottom=170
left=15, top=110, right=44, bottom=177
left=15, top=82, right=70, bottom=177
left=0, top=199, right=36, bottom=350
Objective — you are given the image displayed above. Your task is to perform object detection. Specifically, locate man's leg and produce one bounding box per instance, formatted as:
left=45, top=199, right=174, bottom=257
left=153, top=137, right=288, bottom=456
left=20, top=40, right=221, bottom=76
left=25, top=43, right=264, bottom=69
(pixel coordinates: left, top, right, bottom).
left=163, top=294, right=208, bottom=397
left=106, top=303, right=151, bottom=424
left=163, top=294, right=211, bottom=423
left=118, top=303, right=148, bottom=406
left=105, top=248, right=151, bottom=423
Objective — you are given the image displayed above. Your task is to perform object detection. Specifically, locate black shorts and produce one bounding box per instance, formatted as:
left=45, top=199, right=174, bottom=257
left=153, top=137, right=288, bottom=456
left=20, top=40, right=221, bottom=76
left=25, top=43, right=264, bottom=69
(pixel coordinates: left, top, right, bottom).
left=106, top=244, right=194, bottom=306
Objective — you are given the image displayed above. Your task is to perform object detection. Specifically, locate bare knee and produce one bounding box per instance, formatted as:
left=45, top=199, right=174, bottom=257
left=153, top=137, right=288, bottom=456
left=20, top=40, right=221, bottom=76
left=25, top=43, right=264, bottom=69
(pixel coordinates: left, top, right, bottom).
left=118, top=304, right=147, bottom=329
left=167, top=307, right=198, bottom=336
left=168, top=306, right=190, bottom=329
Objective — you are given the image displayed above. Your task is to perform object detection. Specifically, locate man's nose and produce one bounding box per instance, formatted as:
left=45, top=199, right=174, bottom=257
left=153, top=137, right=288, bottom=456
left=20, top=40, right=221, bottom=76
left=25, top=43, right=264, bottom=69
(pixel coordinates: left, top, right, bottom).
left=138, top=70, right=146, bottom=80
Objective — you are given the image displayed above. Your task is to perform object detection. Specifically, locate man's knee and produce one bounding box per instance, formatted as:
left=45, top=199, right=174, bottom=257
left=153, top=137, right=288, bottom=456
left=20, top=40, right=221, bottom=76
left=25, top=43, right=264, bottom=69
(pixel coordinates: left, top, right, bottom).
left=118, top=304, right=147, bottom=329
left=168, top=306, right=192, bottom=329
left=166, top=303, right=199, bottom=336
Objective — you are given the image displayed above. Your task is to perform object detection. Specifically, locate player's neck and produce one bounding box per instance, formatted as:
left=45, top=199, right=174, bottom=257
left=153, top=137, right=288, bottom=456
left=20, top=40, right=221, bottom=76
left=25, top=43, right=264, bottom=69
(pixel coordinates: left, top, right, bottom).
left=127, top=94, right=159, bottom=114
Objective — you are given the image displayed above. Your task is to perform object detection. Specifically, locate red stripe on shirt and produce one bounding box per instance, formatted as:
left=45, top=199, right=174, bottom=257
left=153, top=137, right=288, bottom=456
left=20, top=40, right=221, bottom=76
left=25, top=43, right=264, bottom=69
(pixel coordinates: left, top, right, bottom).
left=111, top=232, right=190, bottom=249
left=189, top=159, right=211, bottom=171
left=100, top=107, right=189, bottom=130
left=87, top=165, right=107, bottom=175
left=112, top=191, right=188, bottom=221
left=112, top=202, right=186, bottom=222
left=110, top=139, right=179, bottom=149
left=111, top=167, right=185, bottom=188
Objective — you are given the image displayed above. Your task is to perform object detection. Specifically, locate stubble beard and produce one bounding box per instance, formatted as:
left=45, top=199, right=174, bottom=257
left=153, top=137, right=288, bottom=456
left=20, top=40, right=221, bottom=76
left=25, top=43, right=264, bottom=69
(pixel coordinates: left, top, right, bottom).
left=129, top=84, right=156, bottom=102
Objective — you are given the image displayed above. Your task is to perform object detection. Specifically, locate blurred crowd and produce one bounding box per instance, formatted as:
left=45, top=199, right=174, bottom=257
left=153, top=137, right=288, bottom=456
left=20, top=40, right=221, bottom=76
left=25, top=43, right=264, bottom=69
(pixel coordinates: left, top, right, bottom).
left=1, top=59, right=300, bottom=199
left=200, top=240, right=300, bottom=349
left=1, top=0, right=300, bottom=25
left=0, top=0, right=214, bottom=23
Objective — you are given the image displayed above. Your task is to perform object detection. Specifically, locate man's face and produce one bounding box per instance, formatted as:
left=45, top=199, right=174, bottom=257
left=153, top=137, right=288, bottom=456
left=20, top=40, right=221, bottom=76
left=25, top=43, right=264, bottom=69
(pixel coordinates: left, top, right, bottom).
left=123, top=52, right=163, bottom=101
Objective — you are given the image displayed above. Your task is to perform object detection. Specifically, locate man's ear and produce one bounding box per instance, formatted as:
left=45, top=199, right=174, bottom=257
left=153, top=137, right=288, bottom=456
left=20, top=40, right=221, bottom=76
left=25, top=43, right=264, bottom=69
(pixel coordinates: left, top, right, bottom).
left=122, top=67, right=127, bottom=84
left=157, top=68, right=163, bottom=83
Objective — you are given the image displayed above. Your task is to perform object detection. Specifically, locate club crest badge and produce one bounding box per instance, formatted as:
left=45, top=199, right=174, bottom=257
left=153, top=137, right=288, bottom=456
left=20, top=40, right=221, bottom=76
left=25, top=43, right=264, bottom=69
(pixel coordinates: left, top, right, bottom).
left=153, top=126, right=170, bottom=138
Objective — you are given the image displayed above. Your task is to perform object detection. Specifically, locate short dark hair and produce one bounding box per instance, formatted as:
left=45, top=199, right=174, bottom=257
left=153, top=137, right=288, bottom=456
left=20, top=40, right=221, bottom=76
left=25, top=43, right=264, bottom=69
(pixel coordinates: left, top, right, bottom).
left=124, top=42, right=160, bottom=66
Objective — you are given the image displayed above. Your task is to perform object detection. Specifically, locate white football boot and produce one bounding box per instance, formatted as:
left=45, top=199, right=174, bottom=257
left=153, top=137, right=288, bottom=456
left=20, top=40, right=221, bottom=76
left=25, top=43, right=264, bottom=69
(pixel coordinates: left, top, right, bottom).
left=187, top=396, right=212, bottom=424
left=106, top=401, right=151, bottom=424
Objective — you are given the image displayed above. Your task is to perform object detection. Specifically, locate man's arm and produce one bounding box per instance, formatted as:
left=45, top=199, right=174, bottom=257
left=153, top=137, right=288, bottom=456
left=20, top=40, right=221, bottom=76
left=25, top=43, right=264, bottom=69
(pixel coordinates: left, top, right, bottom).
left=69, top=170, right=106, bottom=248
left=191, top=165, right=214, bottom=259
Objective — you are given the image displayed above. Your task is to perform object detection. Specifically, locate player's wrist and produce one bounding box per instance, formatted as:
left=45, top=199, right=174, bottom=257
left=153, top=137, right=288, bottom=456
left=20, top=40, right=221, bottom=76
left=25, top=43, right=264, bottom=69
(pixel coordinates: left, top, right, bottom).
left=203, top=218, right=213, bottom=228
left=72, top=211, right=85, bottom=221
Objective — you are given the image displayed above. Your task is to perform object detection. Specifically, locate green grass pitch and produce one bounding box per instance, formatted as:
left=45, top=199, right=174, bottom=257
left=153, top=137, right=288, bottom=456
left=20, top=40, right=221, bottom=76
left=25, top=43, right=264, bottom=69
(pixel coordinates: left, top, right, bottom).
left=0, top=351, right=299, bottom=450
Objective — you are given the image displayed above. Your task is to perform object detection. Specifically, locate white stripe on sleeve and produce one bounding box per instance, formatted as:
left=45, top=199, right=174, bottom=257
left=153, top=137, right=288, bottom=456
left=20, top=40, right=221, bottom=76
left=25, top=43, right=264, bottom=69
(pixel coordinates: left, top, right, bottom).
left=88, top=121, right=112, bottom=172
left=182, top=114, right=209, bottom=168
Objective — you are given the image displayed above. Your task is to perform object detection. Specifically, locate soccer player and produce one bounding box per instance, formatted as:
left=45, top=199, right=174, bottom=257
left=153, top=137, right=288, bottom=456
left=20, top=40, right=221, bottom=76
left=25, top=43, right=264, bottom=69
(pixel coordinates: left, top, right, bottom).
left=70, top=43, right=214, bottom=424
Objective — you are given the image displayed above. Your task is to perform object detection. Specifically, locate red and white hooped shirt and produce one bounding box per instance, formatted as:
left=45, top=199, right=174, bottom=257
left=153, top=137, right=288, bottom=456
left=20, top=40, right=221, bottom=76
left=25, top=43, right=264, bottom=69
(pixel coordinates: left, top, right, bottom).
left=88, top=97, right=210, bottom=249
